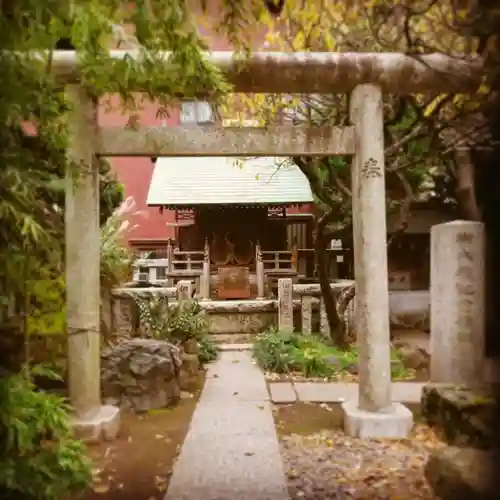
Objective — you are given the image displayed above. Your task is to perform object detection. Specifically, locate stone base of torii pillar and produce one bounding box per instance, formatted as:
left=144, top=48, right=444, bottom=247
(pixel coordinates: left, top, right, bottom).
left=340, top=84, right=413, bottom=438
left=341, top=400, right=413, bottom=439
left=71, top=406, right=121, bottom=443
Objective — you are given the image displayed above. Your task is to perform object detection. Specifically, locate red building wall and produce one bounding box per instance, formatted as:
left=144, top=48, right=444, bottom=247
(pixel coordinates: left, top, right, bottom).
left=98, top=96, right=179, bottom=243
left=100, top=10, right=313, bottom=248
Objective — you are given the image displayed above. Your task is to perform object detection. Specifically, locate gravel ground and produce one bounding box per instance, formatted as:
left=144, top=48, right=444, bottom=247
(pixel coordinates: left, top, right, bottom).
left=280, top=424, right=444, bottom=499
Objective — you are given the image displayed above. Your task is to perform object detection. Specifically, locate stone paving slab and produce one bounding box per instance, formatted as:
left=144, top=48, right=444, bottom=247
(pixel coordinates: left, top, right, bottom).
left=201, top=355, right=270, bottom=404
left=165, top=351, right=289, bottom=500
left=268, top=382, right=297, bottom=403
left=294, top=382, right=355, bottom=403
left=268, top=381, right=424, bottom=404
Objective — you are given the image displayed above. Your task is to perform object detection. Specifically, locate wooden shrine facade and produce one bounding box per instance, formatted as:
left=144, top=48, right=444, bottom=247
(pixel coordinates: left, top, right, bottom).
left=159, top=204, right=312, bottom=300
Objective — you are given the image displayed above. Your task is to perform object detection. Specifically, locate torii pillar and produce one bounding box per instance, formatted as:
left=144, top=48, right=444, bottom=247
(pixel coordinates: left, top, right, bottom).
left=341, top=84, right=413, bottom=438
left=65, top=85, right=120, bottom=441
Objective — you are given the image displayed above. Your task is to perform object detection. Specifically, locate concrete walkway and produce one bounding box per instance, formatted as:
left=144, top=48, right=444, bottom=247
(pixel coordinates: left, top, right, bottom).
left=269, top=381, right=424, bottom=404
left=165, top=350, right=289, bottom=500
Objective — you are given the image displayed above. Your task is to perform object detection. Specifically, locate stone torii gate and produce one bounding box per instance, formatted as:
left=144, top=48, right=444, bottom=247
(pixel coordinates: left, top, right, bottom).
left=55, top=51, right=482, bottom=440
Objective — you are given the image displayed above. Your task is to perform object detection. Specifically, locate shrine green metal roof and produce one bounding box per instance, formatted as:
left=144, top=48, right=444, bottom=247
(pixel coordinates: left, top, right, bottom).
left=147, top=157, right=314, bottom=207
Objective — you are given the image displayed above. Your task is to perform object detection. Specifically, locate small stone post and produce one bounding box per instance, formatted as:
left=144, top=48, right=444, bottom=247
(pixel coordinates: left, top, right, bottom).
left=278, top=278, right=293, bottom=332
left=430, top=221, right=485, bottom=387
left=65, top=85, right=120, bottom=440
left=256, top=241, right=265, bottom=300
left=177, top=280, right=194, bottom=301
left=319, top=298, right=330, bottom=338
left=301, top=296, right=313, bottom=334
left=341, top=84, right=412, bottom=438
left=200, top=238, right=211, bottom=300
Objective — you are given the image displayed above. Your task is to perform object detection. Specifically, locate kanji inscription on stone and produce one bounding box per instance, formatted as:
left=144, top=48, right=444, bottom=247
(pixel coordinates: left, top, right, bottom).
left=278, top=278, right=293, bottom=331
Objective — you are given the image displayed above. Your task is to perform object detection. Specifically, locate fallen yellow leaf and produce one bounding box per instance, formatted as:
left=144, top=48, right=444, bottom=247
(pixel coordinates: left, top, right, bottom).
left=92, top=483, right=110, bottom=494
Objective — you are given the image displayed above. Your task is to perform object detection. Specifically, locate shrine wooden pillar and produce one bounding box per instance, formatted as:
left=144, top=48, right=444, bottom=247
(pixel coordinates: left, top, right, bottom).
left=200, top=237, right=211, bottom=300
left=166, top=239, right=173, bottom=286
left=256, top=241, right=265, bottom=300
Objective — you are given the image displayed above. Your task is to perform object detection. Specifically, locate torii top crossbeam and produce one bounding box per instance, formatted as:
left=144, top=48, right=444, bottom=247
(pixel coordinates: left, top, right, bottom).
left=48, top=50, right=483, bottom=94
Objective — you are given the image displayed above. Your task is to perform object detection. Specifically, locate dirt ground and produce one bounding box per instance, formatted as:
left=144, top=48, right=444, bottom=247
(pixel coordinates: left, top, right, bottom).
left=273, top=402, right=422, bottom=436
left=79, top=373, right=204, bottom=500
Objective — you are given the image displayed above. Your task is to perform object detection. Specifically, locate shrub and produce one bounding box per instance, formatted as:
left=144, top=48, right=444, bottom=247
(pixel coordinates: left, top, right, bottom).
left=253, top=328, right=412, bottom=379
left=135, top=294, right=171, bottom=339
left=197, top=336, right=219, bottom=364
left=0, top=366, right=91, bottom=500
left=390, top=350, right=410, bottom=379
left=135, top=296, right=218, bottom=363
left=252, top=329, right=301, bottom=373
left=100, top=196, right=138, bottom=290
left=136, top=296, right=209, bottom=341
left=164, top=299, right=210, bottom=343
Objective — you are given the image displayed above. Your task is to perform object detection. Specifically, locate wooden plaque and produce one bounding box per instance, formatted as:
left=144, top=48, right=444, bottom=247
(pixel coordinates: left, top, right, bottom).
left=217, top=266, right=251, bottom=300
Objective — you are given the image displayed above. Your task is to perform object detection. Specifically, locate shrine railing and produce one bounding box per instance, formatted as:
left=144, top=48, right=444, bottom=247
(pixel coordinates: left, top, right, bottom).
left=132, top=241, right=353, bottom=301
left=255, top=242, right=298, bottom=298
left=260, top=249, right=297, bottom=274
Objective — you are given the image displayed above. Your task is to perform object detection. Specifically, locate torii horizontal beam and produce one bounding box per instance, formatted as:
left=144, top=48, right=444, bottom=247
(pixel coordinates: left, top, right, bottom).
left=47, top=50, right=482, bottom=94
left=97, top=125, right=356, bottom=157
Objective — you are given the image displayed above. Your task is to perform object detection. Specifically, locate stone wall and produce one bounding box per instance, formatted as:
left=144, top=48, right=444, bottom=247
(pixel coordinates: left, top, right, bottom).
left=202, top=300, right=276, bottom=334
left=101, top=338, right=201, bottom=413
left=108, top=283, right=431, bottom=340
left=108, top=286, right=177, bottom=337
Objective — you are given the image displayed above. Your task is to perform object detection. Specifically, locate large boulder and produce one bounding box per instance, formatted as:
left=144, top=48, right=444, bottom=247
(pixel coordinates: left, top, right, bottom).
left=393, top=340, right=430, bottom=373
left=425, top=446, right=497, bottom=500
left=389, top=290, right=430, bottom=331
left=421, top=384, right=495, bottom=449
left=101, top=338, right=182, bottom=412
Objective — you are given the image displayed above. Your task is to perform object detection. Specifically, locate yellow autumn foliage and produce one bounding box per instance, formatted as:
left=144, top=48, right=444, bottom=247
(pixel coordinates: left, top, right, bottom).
left=220, top=0, right=485, bottom=132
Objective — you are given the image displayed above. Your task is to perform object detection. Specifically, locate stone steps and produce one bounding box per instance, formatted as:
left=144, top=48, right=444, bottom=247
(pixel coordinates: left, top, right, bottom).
left=218, top=343, right=253, bottom=351
left=210, top=333, right=257, bottom=344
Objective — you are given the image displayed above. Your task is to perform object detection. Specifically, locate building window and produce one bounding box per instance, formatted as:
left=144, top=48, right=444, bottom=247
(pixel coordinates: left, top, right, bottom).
left=180, top=100, right=215, bottom=125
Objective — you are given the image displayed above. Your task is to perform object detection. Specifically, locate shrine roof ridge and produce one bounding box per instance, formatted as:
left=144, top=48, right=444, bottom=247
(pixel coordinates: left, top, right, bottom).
left=147, top=156, right=314, bottom=207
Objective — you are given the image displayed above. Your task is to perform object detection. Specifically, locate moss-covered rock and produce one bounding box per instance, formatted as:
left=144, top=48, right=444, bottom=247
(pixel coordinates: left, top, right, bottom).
left=425, top=446, right=498, bottom=500
left=421, top=384, right=495, bottom=449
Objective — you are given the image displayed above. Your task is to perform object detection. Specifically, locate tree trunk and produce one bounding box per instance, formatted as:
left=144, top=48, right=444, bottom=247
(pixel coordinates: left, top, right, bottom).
left=454, top=149, right=481, bottom=221
left=314, top=213, right=343, bottom=346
